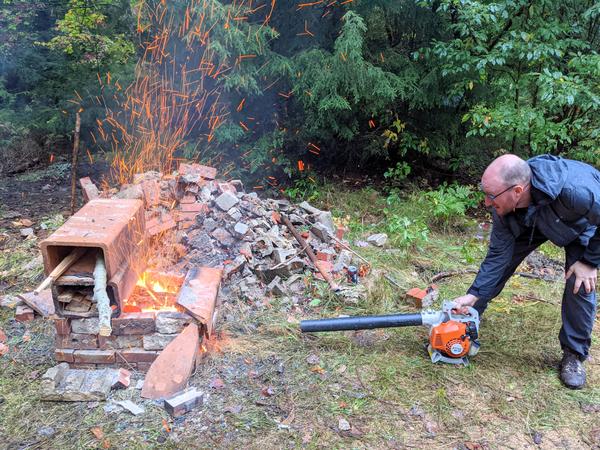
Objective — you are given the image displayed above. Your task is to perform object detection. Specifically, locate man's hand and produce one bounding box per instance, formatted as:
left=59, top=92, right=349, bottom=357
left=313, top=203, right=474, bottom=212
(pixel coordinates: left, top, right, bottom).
left=565, top=260, right=597, bottom=294
left=452, top=294, right=478, bottom=315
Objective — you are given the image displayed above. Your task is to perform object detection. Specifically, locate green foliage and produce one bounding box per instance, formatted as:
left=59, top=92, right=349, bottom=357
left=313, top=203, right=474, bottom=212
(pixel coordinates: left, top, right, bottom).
left=420, top=0, right=600, bottom=161
left=383, top=161, right=411, bottom=185
left=284, top=173, right=321, bottom=203
left=422, top=183, right=482, bottom=227
left=383, top=190, right=430, bottom=247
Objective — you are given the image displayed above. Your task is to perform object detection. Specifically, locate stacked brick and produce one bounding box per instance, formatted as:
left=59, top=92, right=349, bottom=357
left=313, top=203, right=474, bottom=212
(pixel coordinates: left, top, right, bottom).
left=54, top=311, right=192, bottom=371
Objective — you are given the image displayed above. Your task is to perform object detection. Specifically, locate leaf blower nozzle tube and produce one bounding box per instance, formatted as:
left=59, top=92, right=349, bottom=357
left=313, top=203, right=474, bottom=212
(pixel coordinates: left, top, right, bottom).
left=300, top=313, right=423, bottom=332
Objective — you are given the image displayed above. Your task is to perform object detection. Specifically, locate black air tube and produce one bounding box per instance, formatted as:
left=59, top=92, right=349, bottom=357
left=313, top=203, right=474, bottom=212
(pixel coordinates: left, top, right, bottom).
left=300, top=313, right=423, bottom=332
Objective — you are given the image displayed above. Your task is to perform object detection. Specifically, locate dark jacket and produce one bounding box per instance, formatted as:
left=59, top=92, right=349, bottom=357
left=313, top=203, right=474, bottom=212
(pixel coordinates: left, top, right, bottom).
left=468, top=155, right=600, bottom=301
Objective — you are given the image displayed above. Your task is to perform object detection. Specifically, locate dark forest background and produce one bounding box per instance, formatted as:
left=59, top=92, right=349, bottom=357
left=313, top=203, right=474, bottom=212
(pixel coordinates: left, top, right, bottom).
left=1, top=0, right=598, bottom=185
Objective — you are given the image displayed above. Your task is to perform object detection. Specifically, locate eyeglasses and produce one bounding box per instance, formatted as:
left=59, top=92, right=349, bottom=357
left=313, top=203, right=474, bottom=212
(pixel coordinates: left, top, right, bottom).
left=480, top=183, right=516, bottom=201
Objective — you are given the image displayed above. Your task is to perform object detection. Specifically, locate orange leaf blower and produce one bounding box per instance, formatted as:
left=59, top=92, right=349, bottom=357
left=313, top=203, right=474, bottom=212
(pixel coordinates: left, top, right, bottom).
left=300, top=301, right=480, bottom=365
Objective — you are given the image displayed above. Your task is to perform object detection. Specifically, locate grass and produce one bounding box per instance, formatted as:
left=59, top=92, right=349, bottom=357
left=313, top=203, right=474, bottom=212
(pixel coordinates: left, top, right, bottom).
left=2, top=183, right=600, bottom=448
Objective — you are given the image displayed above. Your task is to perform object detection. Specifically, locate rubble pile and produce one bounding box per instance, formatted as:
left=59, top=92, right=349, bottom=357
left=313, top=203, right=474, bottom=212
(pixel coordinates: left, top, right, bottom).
left=110, top=163, right=363, bottom=306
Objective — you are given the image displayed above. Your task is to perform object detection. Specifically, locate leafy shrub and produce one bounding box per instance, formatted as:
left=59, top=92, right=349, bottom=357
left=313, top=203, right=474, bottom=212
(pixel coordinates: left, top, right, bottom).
left=383, top=190, right=429, bottom=247
left=423, top=183, right=481, bottom=227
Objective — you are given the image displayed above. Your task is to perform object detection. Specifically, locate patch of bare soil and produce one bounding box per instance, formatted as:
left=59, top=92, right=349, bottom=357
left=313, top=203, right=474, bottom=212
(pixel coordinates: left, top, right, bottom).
left=0, top=158, right=112, bottom=234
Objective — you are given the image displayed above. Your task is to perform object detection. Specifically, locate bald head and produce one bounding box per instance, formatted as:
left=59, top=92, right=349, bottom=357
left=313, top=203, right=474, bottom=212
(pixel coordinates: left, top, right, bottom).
left=482, top=154, right=531, bottom=188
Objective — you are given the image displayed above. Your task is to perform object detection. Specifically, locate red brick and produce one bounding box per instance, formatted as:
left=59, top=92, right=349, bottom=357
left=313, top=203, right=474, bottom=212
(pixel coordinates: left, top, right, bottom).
left=179, top=202, right=209, bottom=214
left=54, top=318, right=71, bottom=335
left=112, top=368, right=131, bottom=389
left=56, top=333, right=98, bottom=350
left=79, top=177, right=100, bottom=202
left=176, top=267, right=222, bottom=337
left=147, top=213, right=176, bottom=237
left=112, top=312, right=156, bottom=335
left=15, top=305, right=34, bottom=322
left=218, top=182, right=237, bottom=194
left=175, top=211, right=199, bottom=223
left=316, top=251, right=334, bottom=262
left=406, top=287, right=427, bottom=308
left=73, top=349, right=115, bottom=364
left=142, top=180, right=161, bottom=207
left=116, top=348, right=158, bottom=363
left=180, top=195, right=197, bottom=204
left=335, top=226, right=346, bottom=240
left=55, top=349, right=74, bottom=363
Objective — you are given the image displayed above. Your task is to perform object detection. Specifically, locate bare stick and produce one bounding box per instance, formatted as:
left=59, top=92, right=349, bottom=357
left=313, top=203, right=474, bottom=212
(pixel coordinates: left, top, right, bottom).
left=34, top=247, right=87, bottom=295
left=93, top=253, right=112, bottom=336
left=70, top=111, right=81, bottom=215
left=280, top=214, right=339, bottom=292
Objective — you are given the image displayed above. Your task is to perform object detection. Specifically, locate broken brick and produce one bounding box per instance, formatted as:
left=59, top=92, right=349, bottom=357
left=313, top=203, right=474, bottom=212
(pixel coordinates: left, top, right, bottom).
left=79, top=177, right=100, bottom=202
left=406, top=287, right=427, bottom=308
left=141, top=180, right=161, bottom=207
left=141, top=323, right=200, bottom=399
left=176, top=267, right=223, bottom=337
left=146, top=213, right=176, bottom=237
left=112, top=368, right=131, bottom=389
left=54, top=318, right=71, bottom=336
left=15, top=305, right=34, bottom=322
left=164, top=387, right=204, bottom=417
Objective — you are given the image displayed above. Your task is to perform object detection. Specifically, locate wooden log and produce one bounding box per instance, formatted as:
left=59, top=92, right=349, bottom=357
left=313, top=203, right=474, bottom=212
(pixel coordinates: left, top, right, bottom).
left=93, top=254, right=112, bottom=337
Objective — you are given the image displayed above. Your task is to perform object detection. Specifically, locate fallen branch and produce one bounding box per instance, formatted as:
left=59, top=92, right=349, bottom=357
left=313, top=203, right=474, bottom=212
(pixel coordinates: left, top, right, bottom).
left=280, top=213, right=339, bottom=292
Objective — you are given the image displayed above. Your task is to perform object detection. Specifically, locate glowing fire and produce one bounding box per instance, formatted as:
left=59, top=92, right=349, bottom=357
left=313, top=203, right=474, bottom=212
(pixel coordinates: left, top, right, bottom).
left=122, top=270, right=184, bottom=313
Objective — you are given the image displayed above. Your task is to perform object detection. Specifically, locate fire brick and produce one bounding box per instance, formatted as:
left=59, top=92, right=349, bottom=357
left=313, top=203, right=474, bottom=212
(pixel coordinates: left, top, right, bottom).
left=56, top=333, right=98, bottom=350
left=112, top=312, right=156, bottom=335
left=54, top=318, right=71, bottom=336
left=116, top=348, right=159, bottom=363
left=73, top=349, right=115, bottom=364
left=55, top=349, right=75, bottom=363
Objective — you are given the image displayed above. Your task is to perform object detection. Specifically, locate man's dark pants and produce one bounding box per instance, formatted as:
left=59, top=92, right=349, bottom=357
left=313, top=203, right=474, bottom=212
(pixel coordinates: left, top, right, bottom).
left=473, top=229, right=597, bottom=359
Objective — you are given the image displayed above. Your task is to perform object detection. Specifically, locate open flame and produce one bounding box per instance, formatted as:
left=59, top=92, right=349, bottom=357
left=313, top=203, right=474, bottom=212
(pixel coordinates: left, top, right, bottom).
left=123, top=270, right=184, bottom=313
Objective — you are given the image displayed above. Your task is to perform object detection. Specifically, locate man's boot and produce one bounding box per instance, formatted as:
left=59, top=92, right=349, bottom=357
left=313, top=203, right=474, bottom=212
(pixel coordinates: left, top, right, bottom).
left=560, top=348, right=586, bottom=389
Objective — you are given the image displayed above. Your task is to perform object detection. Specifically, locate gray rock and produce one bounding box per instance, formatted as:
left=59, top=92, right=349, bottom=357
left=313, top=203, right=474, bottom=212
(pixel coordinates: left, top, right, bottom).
left=224, top=255, right=246, bottom=279
left=289, top=214, right=305, bottom=225
left=233, top=222, right=249, bottom=237
left=298, top=201, right=321, bottom=215
left=201, top=218, right=218, bottom=233
left=71, top=318, right=100, bottom=335
left=215, top=191, right=239, bottom=211
left=333, top=250, right=353, bottom=272
left=310, top=223, right=331, bottom=242
left=156, top=312, right=193, bottom=334
left=143, top=333, right=177, bottom=350
left=211, top=228, right=235, bottom=247
left=338, top=418, right=351, bottom=431
left=367, top=233, right=388, bottom=247
left=0, top=295, right=23, bottom=308
left=116, top=400, right=145, bottom=416
left=37, top=426, right=56, bottom=438
left=20, top=228, right=34, bottom=238
left=267, top=276, right=287, bottom=296
left=316, top=211, right=335, bottom=234
left=40, top=365, right=118, bottom=401
left=114, top=184, right=144, bottom=200
left=227, top=208, right=242, bottom=221
left=272, top=248, right=296, bottom=264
